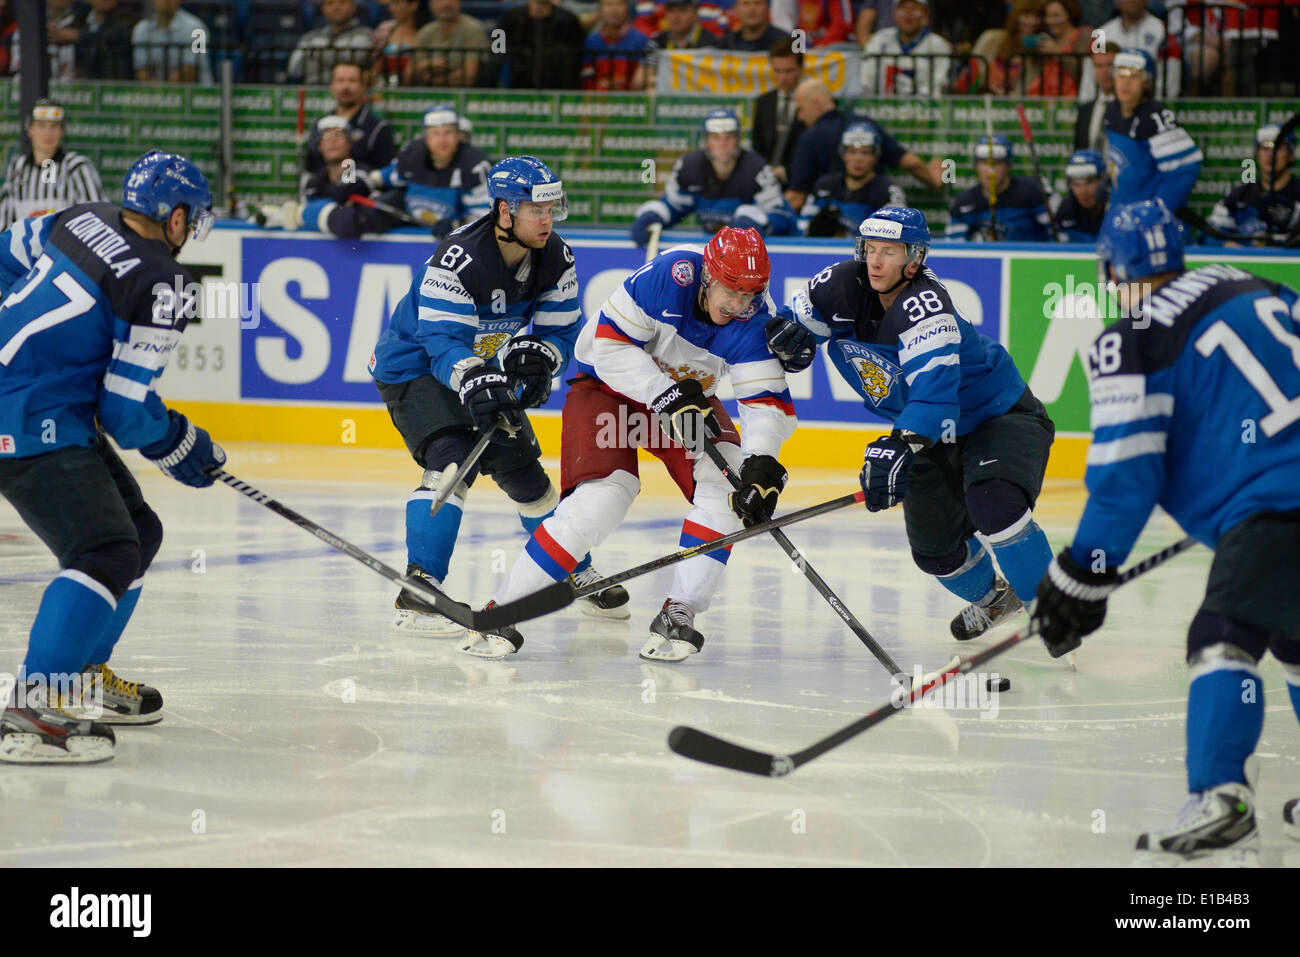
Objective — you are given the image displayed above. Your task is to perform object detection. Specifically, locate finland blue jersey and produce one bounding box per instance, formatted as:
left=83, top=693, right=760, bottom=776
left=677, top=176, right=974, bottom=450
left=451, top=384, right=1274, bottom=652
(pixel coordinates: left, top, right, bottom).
left=791, top=260, right=1026, bottom=441
left=1204, top=180, right=1300, bottom=245
left=1055, top=191, right=1108, bottom=243
left=1073, top=264, right=1300, bottom=569
left=799, top=172, right=906, bottom=237
left=1104, top=100, right=1202, bottom=212
left=573, top=246, right=795, bottom=457
left=638, top=149, right=796, bottom=236
left=373, top=141, right=491, bottom=224
left=0, top=204, right=195, bottom=457
left=369, top=213, right=581, bottom=390
left=946, top=177, right=1051, bottom=242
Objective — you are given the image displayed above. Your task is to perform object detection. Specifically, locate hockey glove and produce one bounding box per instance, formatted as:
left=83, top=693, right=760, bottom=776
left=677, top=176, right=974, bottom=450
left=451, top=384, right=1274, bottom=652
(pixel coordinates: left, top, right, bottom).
left=139, top=410, right=226, bottom=489
left=859, top=434, right=917, bottom=512
left=650, top=377, right=720, bottom=453
left=458, top=366, right=523, bottom=436
left=501, top=335, right=560, bottom=408
left=765, top=308, right=817, bottom=373
left=1032, top=549, right=1119, bottom=658
left=729, top=454, right=788, bottom=527
left=632, top=211, right=665, bottom=248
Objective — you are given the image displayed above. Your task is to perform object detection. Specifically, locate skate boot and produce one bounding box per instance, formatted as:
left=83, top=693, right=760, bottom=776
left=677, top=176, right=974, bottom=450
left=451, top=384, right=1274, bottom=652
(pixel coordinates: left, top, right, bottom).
left=75, top=664, right=163, bottom=726
left=459, top=602, right=524, bottom=660
left=393, top=563, right=465, bottom=637
left=1283, top=798, right=1300, bottom=841
left=0, top=682, right=116, bottom=765
left=1134, top=782, right=1259, bottom=867
left=640, top=599, right=704, bottom=662
left=950, top=578, right=1023, bottom=641
left=571, top=565, right=631, bottom=620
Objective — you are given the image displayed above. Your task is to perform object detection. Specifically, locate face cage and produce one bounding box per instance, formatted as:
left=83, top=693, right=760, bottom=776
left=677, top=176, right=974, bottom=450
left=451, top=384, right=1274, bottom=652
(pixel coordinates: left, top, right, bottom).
left=855, top=237, right=926, bottom=269
left=189, top=208, right=215, bottom=242
left=701, top=262, right=767, bottom=320
left=504, top=193, right=569, bottom=224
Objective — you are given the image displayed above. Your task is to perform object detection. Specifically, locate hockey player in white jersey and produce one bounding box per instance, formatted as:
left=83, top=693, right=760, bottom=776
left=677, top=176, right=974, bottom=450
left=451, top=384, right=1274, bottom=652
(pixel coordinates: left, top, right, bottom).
left=464, top=227, right=796, bottom=661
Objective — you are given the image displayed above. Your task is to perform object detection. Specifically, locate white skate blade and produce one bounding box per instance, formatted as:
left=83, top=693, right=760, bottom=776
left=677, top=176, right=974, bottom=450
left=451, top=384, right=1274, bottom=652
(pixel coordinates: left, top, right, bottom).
left=639, top=633, right=699, bottom=662
left=458, top=633, right=520, bottom=660
left=578, top=597, right=632, bottom=621
left=393, top=607, right=465, bottom=638
left=0, top=732, right=114, bottom=765
left=1132, top=845, right=1260, bottom=868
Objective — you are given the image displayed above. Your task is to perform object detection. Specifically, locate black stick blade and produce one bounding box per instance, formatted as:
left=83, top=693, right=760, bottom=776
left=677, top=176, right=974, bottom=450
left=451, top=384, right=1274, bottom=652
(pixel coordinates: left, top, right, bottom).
left=476, top=579, right=577, bottom=629
left=668, top=726, right=795, bottom=777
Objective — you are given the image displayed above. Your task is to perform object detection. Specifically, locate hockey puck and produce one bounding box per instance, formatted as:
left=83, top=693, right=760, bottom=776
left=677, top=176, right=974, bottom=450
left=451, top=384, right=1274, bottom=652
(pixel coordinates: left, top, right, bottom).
left=986, top=677, right=1010, bottom=692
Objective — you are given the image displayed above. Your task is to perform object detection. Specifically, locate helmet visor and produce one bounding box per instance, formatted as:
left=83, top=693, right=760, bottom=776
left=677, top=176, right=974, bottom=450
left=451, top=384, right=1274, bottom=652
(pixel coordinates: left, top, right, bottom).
left=189, top=208, right=215, bottom=242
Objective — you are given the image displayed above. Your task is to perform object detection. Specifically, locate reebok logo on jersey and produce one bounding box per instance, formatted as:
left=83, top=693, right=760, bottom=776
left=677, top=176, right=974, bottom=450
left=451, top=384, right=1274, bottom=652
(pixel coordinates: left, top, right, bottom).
left=0, top=435, right=14, bottom=454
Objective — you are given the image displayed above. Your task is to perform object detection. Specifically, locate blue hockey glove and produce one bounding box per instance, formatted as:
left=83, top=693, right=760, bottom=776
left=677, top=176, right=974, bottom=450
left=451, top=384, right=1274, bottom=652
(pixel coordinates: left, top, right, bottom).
left=139, top=410, right=226, bottom=488
left=859, top=434, right=915, bottom=512
left=1032, top=549, right=1119, bottom=658
left=765, top=308, right=817, bottom=373
left=502, top=335, right=560, bottom=408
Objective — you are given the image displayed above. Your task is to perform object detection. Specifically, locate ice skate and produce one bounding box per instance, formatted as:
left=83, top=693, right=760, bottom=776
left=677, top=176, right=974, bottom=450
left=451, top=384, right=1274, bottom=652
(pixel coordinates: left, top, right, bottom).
left=1283, top=798, right=1300, bottom=841
left=393, top=563, right=465, bottom=637
left=950, top=578, right=1023, bottom=641
left=1133, top=783, right=1259, bottom=867
left=571, top=565, right=631, bottom=620
left=76, top=663, right=163, bottom=726
left=459, top=602, right=524, bottom=660
left=640, top=599, right=704, bottom=662
left=0, top=682, right=116, bottom=765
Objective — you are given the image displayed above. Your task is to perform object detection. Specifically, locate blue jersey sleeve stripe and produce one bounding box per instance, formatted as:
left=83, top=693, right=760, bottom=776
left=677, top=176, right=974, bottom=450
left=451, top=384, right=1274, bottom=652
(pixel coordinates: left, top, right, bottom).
left=903, top=353, right=959, bottom=386
left=418, top=301, right=477, bottom=322
left=1085, top=431, right=1167, bottom=466
left=103, top=371, right=150, bottom=402
left=535, top=298, right=578, bottom=312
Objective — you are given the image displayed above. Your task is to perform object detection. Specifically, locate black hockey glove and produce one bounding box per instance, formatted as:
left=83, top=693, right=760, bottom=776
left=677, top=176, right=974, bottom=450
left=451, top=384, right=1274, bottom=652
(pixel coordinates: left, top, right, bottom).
left=729, top=454, right=788, bottom=527
left=650, top=377, right=720, bottom=453
left=502, top=335, right=560, bottom=408
left=860, top=433, right=920, bottom=512
left=458, top=366, right=523, bottom=436
left=1032, top=549, right=1119, bottom=658
left=139, top=410, right=226, bottom=489
left=765, top=308, right=818, bottom=373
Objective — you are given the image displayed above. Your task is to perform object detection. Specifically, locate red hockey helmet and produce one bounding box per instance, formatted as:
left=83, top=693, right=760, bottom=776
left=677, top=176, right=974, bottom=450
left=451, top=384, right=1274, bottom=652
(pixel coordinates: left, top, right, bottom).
left=702, top=227, right=770, bottom=296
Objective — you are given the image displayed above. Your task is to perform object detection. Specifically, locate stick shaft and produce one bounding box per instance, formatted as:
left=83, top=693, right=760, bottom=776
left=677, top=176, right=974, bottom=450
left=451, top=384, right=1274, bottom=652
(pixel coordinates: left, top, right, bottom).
left=646, top=221, right=662, bottom=262
left=429, top=426, right=494, bottom=517
left=701, top=441, right=904, bottom=678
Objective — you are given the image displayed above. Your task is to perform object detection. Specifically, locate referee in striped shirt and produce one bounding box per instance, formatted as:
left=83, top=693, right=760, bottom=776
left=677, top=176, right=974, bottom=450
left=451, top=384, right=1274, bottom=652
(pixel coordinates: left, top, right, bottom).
left=0, top=100, right=108, bottom=230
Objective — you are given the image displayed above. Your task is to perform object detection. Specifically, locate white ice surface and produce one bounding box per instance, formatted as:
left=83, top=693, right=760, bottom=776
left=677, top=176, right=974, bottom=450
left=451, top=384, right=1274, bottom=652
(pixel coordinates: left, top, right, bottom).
left=2, top=446, right=1298, bottom=867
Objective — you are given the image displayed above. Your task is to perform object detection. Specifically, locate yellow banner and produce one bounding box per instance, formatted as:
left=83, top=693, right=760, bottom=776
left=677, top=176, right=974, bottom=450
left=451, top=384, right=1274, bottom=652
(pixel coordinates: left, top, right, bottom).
left=657, top=50, right=863, bottom=97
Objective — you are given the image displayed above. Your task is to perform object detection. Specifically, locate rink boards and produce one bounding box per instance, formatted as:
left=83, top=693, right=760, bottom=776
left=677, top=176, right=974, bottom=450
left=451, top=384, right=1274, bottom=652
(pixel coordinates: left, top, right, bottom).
left=167, top=227, right=1300, bottom=477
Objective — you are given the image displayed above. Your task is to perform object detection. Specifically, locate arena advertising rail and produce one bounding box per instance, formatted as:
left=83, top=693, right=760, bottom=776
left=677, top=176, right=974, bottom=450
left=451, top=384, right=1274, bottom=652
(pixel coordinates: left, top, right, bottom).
left=165, top=226, right=1300, bottom=476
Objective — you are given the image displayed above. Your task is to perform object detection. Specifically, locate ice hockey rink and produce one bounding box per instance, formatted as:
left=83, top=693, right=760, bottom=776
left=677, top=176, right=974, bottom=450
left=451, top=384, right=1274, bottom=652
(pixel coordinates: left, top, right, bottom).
left=2, top=442, right=1298, bottom=868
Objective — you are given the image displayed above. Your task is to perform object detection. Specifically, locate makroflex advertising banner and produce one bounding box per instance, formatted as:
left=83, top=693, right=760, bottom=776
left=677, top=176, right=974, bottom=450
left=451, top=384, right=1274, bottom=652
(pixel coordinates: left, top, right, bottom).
left=168, top=227, right=1300, bottom=475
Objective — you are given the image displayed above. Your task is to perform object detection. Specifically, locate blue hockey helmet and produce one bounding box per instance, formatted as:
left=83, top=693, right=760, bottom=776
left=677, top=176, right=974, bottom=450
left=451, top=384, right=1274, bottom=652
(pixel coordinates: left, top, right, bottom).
left=1097, top=198, right=1185, bottom=283
left=840, top=121, right=879, bottom=154
left=1113, top=48, right=1155, bottom=84
left=856, top=206, right=930, bottom=266
left=1065, top=148, right=1106, bottom=182
left=122, top=151, right=214, bottom=241
left=973, top=135, right=1012, bottom=163
left=487, top=155, right=568, bottom=222
left=422, top=102, right=459, bottom=129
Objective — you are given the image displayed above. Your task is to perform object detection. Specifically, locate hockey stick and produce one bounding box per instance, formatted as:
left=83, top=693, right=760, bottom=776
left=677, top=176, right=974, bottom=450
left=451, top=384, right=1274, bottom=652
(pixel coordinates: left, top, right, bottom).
left=1015, top=103, right=1065, bottom=242
left=668, top=536, right=1198, bottom=777
left=347, top=192, right=425, bottom=227
left=429, top=424, right=494, bottom=518
left=983, top=94, right=999, bottom=241
left=645, top=221, right=663, bottom=262
left=210, top=468, right=489, bottom=629
left=1175, top=206, right=1300, bottom=248
left=701, top=441, right=905, bottom=681
left=483, top=490, right=869, bottom=628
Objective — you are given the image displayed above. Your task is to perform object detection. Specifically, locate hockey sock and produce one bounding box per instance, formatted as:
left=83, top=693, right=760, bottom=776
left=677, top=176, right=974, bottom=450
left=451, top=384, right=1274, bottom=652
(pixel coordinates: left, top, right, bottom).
left=406, top=490, right=463, bottom=582
left=84, top=577, right=143, bottom=667
left=22, top=571, right=118, bottom=686
left=668, top=507, right=738, bottom=614
left=985, top=512, right=1053, bottom=602
left=1186, top=664, right=1264, bottom=792
left=935, top=537, right=997, bottom=603
left=517, top=486, right=591, bottom=576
